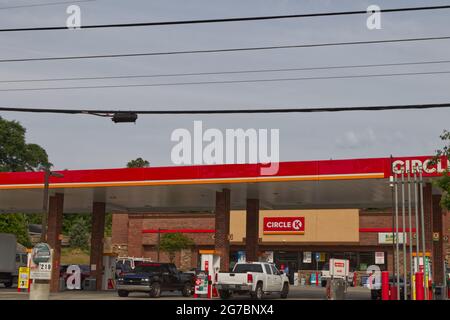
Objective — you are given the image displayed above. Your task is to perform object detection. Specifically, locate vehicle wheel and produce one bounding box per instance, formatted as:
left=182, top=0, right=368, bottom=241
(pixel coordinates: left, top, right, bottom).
left=4, top=281, right=13, bottom=288
left=150, top=282, right=161, bottom=298
left=280, top=282, right=289, bottom=299
left=182, top=282, right=193, bottom=297
left=251, top=283, right=263, bottom=300
left=118, top=290, right=129, bottom=297
left=219, top=290, right=231, bottom=299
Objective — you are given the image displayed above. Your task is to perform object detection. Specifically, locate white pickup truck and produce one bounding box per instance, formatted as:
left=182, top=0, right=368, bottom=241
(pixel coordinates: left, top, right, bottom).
left=216, top=262, right=289, bottom=299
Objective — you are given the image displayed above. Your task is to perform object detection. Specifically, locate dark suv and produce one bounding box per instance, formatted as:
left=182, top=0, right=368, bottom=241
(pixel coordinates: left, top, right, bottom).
left=116, top=263, right=195, bottom=298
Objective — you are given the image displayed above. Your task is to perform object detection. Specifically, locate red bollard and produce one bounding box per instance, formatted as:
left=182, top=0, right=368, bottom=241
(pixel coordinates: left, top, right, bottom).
left=390, top=286, right=398, bottom=300
left=415, top=272, right=424, bottom=300
left=353, top=272, right=358, bottom=287
left=316, top=272, right=319, bottom=286
left=428, top=280, right=433, bottom=300
left=381, top=271, right=390, bottom=300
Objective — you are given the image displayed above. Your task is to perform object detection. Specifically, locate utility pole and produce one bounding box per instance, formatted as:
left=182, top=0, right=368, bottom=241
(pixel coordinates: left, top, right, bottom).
left=40, top=169, right=64, bottom=243
left=40, top=169, right=50, bottom=242
left=394, top=173, right=401, bottom=300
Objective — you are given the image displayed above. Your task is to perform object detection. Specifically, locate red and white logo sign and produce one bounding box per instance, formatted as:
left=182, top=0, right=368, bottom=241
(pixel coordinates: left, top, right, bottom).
left=263, top=217, right=305, bottom=234
left=330, top=258, right=349, bottom=277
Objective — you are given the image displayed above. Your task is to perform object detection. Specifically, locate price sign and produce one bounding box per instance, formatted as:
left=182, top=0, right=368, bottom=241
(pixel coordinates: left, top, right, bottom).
left=39, top=263, right=52, bottom=272
left=30, top=243, right=53, bottom=280
left=18, top=267, right=30, bottom=289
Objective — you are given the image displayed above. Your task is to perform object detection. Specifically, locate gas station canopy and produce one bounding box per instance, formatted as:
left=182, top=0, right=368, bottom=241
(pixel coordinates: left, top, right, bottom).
left=0, top=155, right=446, bottom=214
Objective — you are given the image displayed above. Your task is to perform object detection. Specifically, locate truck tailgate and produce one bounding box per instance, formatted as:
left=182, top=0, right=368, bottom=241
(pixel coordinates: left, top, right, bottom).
left=217, top=272, right=248, bottom=285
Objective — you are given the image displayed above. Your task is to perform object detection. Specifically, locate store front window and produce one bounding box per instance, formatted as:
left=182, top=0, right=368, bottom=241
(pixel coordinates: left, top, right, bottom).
left=230, top=250, right=387, bottom=273
left=297, top=251, right=387, bottom=272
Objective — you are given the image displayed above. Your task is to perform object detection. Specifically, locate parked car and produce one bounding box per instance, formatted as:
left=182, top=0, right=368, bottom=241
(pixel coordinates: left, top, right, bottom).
left=185, top=268, right=203, bottom=276
left=116, top=262, right=195, bottom=298
left=115, top=256, right=152, bottom=278
left=216, top=262, right=289, bottom=299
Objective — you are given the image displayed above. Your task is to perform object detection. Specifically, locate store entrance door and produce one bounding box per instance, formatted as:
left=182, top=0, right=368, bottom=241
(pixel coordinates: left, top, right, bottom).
left=278, top=260, right=297, bottom=285
left=275, top=251, right=299, bottom=285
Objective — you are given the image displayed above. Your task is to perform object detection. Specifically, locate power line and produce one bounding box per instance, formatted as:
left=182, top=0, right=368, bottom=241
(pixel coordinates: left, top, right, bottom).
left=2, top=70, right=450, bottom=92
left=1, top=35, right=450, bottom=64
left=0, top=103, right=449, bottom=116
left=1, top=5, right=450, bottom=32
left=2, top=58, right=450, bottom=84
left=0, top=0, right=95, bottom=11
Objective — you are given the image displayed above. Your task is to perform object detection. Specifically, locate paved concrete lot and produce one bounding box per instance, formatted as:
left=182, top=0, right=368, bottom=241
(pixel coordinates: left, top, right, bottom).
left=0, top=285, right=370, bottom=300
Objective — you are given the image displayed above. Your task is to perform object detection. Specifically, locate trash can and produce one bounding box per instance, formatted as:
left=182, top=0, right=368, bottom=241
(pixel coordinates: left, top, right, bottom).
left=330, top=278, right=346, bottom=300
left=83, top=278, right=97, bottom=291
left=434, top=286, right=446, bottom=300
left=59, top=277, right=66, bottom=291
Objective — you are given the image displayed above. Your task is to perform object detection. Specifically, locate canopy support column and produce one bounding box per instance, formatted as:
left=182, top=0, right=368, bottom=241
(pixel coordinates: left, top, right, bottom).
left=47, top=193, right=64, bottom=293
left=245, top=199, right=260, bottom=262
left=214, top=189, right=230, bottom=271
left=90, top=202, right=106, bottom=291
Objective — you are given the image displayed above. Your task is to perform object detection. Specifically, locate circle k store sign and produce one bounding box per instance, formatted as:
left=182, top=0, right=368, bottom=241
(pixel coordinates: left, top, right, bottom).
left=263, top=217, right=305, bottom=235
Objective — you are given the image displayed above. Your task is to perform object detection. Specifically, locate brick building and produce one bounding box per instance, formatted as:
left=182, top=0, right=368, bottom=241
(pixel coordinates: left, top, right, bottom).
left=112, top=197, right=449, bottom=284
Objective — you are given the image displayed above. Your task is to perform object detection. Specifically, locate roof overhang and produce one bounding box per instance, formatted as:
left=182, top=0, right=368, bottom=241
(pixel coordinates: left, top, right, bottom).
left=0, top=155, right=446, bottom=214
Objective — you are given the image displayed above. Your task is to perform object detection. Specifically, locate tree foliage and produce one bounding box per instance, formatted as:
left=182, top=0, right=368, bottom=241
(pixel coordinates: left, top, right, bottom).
left=127, top=157, right=150, bottom=168
left=159, top=233, right=194, bottom=263
left=0, top=116, right=51, bottom=172
left=435, top=130, right=450, bottom=210
left=68, top=218, right=90, bottom=250
left=0, top=214, right=32, bottom=247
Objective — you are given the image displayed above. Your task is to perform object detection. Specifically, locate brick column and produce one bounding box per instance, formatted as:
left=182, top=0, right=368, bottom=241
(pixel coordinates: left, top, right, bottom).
left=90, top=202, right=106, bottom=291
left=214, top=189, right=230, bottom=271
left=128, top=214, right=144, bottom=257
left=47, top=193, right=64, bottom=293
left=245, top=199, right=259, bottom=262
left=432, top=195, right=445, bottom=285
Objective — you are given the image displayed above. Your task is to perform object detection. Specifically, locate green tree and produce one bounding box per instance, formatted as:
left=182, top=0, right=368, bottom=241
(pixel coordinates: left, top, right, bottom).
left=25, top=213, right=43, bottom=225
left=126, top=157, right=150, bottom=168
left=62, top=214, right=91, bottom=235
left=68, top=218, right=89, bottom=250
left=435, top=130, right=450, bottom=210
left=0, top=214, right=32, bottom=247
left=0, top=116, right=51, bottom=172
left=159, top=233, right=194, bottom=263
left=104, top=212, right=113, bottom=237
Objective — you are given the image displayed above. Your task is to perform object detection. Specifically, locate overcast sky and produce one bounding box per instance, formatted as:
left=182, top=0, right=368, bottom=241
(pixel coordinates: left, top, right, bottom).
left=0, top=0, right=449, bottom=170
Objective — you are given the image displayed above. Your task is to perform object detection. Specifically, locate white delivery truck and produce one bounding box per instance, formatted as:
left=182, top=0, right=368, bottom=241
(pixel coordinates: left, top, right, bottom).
left=216, top=262, right=289, bottom=299
left=0, top=233, right=19, bottom=288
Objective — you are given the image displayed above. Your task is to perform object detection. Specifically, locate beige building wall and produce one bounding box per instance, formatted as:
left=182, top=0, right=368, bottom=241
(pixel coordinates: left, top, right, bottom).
left=230, top=209, right=359, bottom=244
left=230, top=210, right=246, bottom=244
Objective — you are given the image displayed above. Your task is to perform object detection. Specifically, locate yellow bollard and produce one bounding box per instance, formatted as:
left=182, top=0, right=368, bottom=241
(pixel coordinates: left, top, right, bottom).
left=412, top=274, right=416, bottom=300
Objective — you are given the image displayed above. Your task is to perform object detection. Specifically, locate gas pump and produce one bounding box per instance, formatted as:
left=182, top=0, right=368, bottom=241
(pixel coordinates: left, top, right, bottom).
left=102, top=253, right=117, bottom=290
left=198, top=250, right=221, bottom=298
